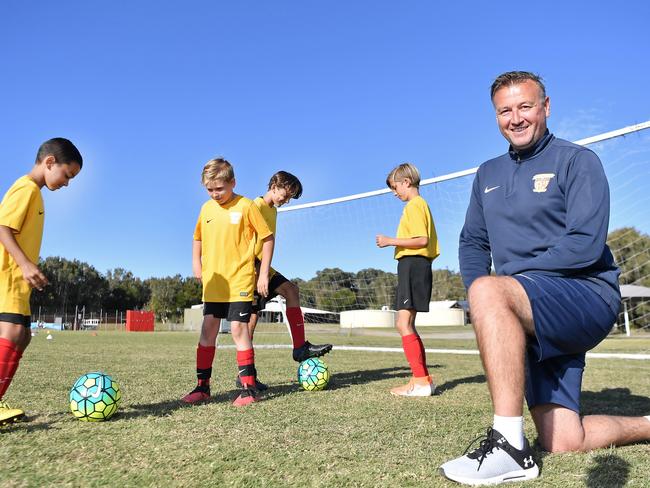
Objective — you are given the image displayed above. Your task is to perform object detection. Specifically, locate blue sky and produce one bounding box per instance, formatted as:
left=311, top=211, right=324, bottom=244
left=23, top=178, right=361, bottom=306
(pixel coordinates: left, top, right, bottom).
left=1, top=1, right=649, bottom=280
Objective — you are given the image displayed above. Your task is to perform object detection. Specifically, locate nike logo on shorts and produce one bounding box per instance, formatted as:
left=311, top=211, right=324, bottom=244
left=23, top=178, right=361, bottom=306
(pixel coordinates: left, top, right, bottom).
left=484, top=185, right=500, bottom=194
left=239, top=312, right=249, bottom=317
left=403, top=299, right=409, bottom=304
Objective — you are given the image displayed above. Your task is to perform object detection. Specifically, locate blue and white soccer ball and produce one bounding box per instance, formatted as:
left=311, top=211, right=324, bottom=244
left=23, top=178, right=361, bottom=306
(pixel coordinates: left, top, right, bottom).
left=297, top=357, right=330, bottom=391
left=69, top=372, right=121, bottom=421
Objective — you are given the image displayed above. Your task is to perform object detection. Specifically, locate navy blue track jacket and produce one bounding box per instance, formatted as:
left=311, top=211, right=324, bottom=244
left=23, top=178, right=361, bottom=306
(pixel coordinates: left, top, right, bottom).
left=459, top=131, right=620, bottom=314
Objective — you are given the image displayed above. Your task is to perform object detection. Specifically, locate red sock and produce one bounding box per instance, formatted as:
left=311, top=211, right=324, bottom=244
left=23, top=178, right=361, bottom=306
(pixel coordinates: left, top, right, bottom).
left=286, top=307, right=305, bottom=349
left=196, top=344, right=216, bottom=386
left=402, top=333, right=429, bottom=378
left=0, top=338, right=21, bottom=399
left=236, top=348, right=256, bottom=388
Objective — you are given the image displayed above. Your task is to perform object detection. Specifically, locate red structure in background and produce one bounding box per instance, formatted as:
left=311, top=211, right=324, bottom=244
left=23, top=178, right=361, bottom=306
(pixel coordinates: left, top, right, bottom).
left=126, top=310, right=154, bottom=332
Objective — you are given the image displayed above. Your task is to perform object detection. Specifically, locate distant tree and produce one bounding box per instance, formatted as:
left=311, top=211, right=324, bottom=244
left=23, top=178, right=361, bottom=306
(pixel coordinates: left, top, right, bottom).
left=431, top=269, right=466, bottom=301
left=104, top=268, right=150, bottom=311
left=608, top=227, right=650, bottom=329
left=608, top=227, right=650, bottom=286
left=31, top=257, right=108, bottom=315
left=146, top=275, right=201, bottom=322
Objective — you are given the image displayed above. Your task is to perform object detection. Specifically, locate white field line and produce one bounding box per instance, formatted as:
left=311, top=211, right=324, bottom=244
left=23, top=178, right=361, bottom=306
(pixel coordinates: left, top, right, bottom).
left=219, top=344, right=650, bottom=360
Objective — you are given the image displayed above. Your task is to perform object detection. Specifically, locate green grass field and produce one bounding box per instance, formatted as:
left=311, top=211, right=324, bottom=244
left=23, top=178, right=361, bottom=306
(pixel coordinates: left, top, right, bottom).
left=2, top=326, right=649, bottom=487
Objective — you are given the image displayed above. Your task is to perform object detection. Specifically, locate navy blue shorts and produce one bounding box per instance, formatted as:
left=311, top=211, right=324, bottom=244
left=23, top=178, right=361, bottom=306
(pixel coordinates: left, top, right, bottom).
left=512, top=273, right=618, bottom=413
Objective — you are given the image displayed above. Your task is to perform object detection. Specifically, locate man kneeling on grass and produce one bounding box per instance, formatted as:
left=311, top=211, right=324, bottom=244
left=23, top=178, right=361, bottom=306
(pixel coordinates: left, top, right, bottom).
left=440, top=71, right=650, bottom=485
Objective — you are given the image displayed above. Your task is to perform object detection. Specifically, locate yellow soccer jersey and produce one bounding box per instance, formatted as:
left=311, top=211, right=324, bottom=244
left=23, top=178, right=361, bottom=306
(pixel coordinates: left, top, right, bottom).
left=194, top=195, right=272, bottom=302
left=394, top=195, right=440, bottom=260
left=0, top=176, right=45, bottom=315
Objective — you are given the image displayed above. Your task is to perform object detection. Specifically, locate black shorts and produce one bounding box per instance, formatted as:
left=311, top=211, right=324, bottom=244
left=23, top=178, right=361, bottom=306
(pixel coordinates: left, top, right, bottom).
left=395, top=256, right=432, bottom=312
left=203, top=302, right=253, bottom=323
left=0, top=313, right=31, bottom=328
left=252, top=272, right=290, bottom=313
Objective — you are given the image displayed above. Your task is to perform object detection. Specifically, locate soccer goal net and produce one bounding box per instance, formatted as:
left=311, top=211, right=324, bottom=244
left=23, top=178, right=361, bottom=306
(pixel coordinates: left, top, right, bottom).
left=272, top=122, right=650, bottom=333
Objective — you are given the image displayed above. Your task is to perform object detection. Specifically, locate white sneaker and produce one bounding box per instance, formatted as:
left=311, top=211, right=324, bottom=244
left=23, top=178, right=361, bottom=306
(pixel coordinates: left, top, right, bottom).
left=440, top=428, right=539, bottom=485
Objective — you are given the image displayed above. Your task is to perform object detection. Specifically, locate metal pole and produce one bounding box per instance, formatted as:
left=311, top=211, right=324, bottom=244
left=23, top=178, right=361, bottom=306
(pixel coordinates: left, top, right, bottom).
left=624, top=301, right=631, bottom=337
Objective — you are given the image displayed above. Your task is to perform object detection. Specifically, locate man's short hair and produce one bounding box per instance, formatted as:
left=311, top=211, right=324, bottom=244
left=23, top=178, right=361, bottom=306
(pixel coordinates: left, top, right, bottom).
left=202, top=158, right=234, bottom=185
left=490, top=71, right=546, bottom=102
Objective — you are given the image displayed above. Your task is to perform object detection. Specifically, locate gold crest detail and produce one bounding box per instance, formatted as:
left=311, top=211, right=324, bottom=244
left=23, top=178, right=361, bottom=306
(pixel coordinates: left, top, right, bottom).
left=532, top=173, right=555, bottom=193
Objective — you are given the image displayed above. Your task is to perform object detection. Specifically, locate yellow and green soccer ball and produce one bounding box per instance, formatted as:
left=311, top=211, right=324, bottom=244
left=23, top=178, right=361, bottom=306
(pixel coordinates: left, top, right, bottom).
left=297, top=357, right=330, bottom=391
left=69, top=372, right=121, bottom=421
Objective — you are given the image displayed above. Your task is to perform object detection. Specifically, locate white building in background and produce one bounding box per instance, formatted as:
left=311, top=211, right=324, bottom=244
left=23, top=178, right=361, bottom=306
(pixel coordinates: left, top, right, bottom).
left=183, top=297, right=335, bottom=332
left=340, top=300, right=467, bottom=329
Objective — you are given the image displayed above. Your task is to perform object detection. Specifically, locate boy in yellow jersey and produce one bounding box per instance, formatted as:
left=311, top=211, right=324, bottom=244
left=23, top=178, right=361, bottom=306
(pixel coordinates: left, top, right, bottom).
left=376, top=163, right=439, bottom=397
left=0, top=138, right=82, bottom=425
left=182, top=158, right=274, bottom=407
left=235, top=171, right=332, bottom=389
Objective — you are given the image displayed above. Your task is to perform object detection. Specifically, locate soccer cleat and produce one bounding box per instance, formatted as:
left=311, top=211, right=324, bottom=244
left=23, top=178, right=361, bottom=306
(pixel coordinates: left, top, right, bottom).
left=181, top=384, right=211, bottom=404
left=0, top=400, right=25, bottom=425
left=390, top=376, right=435, bottom=397
left=232, top=387, right=259, bottom=407
left=292, top=341, right=333, bottom=362
left=439, top=428, right=539, bottom=485
left=235, top=375, right=268, bottom=391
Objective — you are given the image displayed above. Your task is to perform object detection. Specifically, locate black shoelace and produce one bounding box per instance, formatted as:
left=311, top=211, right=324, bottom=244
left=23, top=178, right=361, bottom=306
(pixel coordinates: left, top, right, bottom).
left=463, top=428, right=499, bottom=471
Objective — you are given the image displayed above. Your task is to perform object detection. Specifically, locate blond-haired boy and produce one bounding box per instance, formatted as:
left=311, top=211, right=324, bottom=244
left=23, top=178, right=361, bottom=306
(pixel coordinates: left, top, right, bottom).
left=376, top=163, right=439, bottom=396
left=182, top=158, right=274, bottom=407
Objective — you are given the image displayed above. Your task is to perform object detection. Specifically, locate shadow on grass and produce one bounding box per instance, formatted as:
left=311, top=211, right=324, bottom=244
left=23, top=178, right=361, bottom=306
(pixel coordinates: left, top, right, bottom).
left=581, top=387, right=650, bottom=417
left=117, top=391, right=236, bottom=420
left=1, top=419, right=55, bottom=433
left=585, top=454, right=630, bottom=488
left=435, top=374, right=486, bottom=395
left=260, top=364, right=450, bottom=401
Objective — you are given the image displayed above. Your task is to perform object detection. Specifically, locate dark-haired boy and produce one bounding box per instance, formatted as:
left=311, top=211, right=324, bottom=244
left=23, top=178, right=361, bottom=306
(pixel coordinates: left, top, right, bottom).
left=0, top=138, right=82, bottom=425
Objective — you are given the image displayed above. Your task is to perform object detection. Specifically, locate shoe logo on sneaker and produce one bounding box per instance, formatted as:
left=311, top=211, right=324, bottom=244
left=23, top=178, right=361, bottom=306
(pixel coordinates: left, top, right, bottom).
left=523, top=456, right=535, bottom=468
left=497, top=436, right=506, bottom=445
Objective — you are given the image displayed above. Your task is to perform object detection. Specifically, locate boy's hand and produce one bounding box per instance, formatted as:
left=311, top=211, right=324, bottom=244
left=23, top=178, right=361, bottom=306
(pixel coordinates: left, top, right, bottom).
left=376, top=235, right=392, bottom=248
left=193, top=268, right=202, bottom=282
left=257, top=272, right=269, bottom=297
left=20, top=262, right=49, bottom=291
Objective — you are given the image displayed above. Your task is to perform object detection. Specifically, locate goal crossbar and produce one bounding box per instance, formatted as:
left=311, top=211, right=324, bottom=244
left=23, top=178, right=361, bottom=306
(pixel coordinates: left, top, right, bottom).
left=280, top=120, right=650, bottom=212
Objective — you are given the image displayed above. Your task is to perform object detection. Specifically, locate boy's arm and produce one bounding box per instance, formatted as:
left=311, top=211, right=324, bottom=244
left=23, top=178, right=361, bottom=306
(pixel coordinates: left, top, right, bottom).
left=256, top=235, right=275, bottom=297
left=192, top=240, right=202, bottom=280
left=376, top=235, right=428, bottom=249
left=0, top=225, right=48, bottom=290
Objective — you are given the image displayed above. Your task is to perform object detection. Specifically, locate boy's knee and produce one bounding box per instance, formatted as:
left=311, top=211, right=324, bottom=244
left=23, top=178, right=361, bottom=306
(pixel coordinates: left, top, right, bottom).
left=284, top=281, right=299, bottom=300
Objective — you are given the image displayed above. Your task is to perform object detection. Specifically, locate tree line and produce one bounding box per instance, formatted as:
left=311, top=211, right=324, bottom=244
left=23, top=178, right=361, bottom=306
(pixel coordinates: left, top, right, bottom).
left=28, top=227, right=650, bottom=327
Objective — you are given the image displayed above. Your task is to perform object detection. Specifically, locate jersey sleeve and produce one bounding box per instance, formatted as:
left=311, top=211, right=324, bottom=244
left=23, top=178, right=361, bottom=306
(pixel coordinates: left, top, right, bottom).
left=193, top=212, right=202, bottom=241
left=247, top=203, right=272, bottom=240
left=459, top=170, right=493, bottom=289
left=500, top=149, right=611, bottom=275
left=0, top=182, right=35, bottom=233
